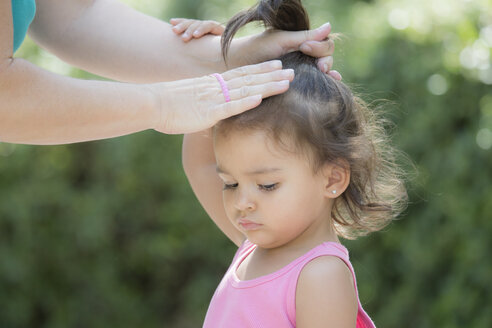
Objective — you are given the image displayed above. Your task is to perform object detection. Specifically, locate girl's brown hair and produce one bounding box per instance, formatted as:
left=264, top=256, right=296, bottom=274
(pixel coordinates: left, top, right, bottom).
left=216, top=0, right=408, bottom=239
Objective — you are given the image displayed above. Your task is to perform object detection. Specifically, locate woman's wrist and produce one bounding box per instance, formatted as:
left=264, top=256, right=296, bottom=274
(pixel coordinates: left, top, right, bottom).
left=140, top=83, right=165, bottom=131
left=226, top=35, right=263, bottom=68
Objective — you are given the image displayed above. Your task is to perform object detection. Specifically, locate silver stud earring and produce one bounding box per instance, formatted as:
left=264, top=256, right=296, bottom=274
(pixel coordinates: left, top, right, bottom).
left=332, top=190, right=337, bottom=194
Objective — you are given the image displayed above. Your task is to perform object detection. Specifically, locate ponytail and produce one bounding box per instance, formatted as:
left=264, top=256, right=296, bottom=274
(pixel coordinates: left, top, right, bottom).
left=221, top=0, right=310, bottom=62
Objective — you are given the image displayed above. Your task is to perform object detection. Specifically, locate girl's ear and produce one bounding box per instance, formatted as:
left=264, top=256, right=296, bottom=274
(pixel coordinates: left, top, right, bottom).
left=321, top=159, right=350, bottom=198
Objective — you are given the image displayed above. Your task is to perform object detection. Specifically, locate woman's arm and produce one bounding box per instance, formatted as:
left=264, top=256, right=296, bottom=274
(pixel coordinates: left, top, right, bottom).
left=2, top=1, right=291, bottom=144
left=29, top=0, right=224, bottom=83
left=0, top=57, right=157, bottom=144
left=29, top=0, right=336, bottom=83
left=182, top=130, right=245, bottom=247
left=0, top=56, right=289, bottom=145
left=0, top=0, right=152, bottom=144
left=1, top=0, right=330, bottom=144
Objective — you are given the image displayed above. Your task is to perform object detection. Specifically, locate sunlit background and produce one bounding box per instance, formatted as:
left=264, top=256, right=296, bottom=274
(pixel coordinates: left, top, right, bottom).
left=1, top=0, right=491, bottom=327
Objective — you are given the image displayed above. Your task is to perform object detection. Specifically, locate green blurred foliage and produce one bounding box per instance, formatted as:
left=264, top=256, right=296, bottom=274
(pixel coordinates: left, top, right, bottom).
left=2, top=0, right=491, bottom=327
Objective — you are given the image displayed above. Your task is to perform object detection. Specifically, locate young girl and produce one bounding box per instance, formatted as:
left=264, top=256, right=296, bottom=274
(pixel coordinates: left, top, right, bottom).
left=182, top=0, right=408, bottom=326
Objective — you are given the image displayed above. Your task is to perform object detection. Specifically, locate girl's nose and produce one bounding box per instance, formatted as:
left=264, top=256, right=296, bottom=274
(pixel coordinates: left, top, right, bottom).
left=234, top=191, right=256, bottom=212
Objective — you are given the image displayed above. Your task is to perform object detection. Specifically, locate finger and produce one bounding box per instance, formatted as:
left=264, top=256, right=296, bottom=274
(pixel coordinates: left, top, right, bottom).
left=212, top=95, right=263, bottom=122
left=183, top=21, right=201, bottom=41
left=227, top=69, right=294, bottom=89
left=328, top=70, right=342, bottom=81
left=316, top=56, right=334, bottom=74
left=300, top=38, right=335, bottom=58
left=309, top=22, right=332, bottom=42
left=172, top=20, right=192, bottom=32
left=192, top=22, right=215, bottom=38
left=194, top=22, right=225, bottom=37
left=278, top=22, right=332, bottom=51
left=228, top=80, right=290, bottom=101
left=210, top=23, right=225, bottom=36
left=172, top=21, right=193, bottom=35
left=170, top=18, right=185, bottom=26
left=221, top=60, right=283, bottom=80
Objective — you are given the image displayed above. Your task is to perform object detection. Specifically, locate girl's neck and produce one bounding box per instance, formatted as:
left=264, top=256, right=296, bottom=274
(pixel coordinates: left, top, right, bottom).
left=255, top=223, right=341, bottom=259
left=237, top=227, right=340, bottom=282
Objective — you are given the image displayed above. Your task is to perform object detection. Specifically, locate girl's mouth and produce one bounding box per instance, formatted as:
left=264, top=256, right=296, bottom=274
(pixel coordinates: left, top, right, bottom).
left=238, top=219, right=262, bottom=231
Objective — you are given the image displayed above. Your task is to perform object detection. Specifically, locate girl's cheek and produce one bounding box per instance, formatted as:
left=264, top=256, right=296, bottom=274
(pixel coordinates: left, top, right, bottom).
left=223, top=193, right=233, bottom=206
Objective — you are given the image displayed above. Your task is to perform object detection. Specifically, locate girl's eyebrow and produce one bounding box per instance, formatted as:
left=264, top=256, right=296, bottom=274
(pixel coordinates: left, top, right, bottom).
left=245, top=167, right=282, bottom=176
left=216, top=166, right=282, bottom=176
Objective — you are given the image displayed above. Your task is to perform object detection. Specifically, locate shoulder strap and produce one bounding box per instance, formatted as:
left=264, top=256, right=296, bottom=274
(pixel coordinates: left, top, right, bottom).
left=231, top=239, right=256, bottom=264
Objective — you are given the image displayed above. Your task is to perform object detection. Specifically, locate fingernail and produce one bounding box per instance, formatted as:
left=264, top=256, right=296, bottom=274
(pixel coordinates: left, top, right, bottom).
left=300, top=44, right=312, bottom=53
left=249, top=95, right=262, bottom=104
left=323, top=63, right=328, bottom=72
left=271, top=60, right=282, bottom=69
left=183, top=33, right=189, bottom=38
left=320, top=22, right=331, bottom=30
left=193, top=31, right=199, bottom=36
left=329, top=70, right=342, bottom=81
left=284, top=68, right=294, bottom=75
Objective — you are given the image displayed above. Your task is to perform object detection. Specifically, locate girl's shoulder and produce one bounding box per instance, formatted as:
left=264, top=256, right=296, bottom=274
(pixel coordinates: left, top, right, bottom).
left=296, top=254, right=358, bottom=327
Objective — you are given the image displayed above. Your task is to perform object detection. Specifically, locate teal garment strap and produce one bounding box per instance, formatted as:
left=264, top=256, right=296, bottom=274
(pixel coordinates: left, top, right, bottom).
left=12, top=0, right=37, bottom=53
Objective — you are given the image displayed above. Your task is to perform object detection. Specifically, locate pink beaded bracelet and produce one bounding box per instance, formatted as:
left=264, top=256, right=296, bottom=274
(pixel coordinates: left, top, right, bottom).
left=211, top=73, right=231, bottom=103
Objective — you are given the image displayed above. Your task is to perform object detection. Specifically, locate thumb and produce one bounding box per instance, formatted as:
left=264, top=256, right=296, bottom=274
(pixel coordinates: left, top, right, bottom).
left=305, top=22, right=332, bottom=42
left=278, top=22, right=332, bottom=51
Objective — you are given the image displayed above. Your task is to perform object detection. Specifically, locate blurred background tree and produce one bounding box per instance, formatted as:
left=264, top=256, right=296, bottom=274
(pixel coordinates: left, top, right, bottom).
left=1, top=0, right=491, bottom=327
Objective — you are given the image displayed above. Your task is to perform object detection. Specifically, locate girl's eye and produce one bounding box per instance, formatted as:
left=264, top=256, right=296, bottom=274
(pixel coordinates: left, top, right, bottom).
left=259, top=183, right=278, bottom=191
left=223, top=183, right=238, bottom=190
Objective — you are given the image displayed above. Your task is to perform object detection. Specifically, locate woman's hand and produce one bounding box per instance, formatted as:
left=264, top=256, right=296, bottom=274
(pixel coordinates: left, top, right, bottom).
left=170, top=18, right=225, bottom=42
left=148, top=60, right=294, bottom=134
left=230, top=23, right=341, bottom=80
left=170, top=18, right=341, bottom=80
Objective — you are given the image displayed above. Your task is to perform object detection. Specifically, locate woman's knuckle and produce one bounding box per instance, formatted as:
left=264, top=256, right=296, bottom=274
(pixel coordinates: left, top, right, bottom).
left=238, top=66, right=247, bottom=76
left=240, top=86, right=250, bottom=97
left=303, top=30, right=310, bottom=42
left=242, top=75, right=253, bottom=85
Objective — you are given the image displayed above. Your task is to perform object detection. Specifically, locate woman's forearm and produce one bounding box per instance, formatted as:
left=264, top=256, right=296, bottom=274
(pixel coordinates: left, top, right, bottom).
left=0, top=58, right=156, bottom=144
left=29, top=0, right=228, bottom=83
left=29, top=0, right=336, bottom=85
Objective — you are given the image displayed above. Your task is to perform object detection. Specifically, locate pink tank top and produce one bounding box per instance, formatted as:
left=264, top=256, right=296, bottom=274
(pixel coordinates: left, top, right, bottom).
left=203, top=240, right=376, bottom=328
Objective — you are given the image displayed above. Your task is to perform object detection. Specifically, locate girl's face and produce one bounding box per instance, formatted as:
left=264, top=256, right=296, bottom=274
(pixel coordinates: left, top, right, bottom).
left=214, top=129, right=338, bottom=250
